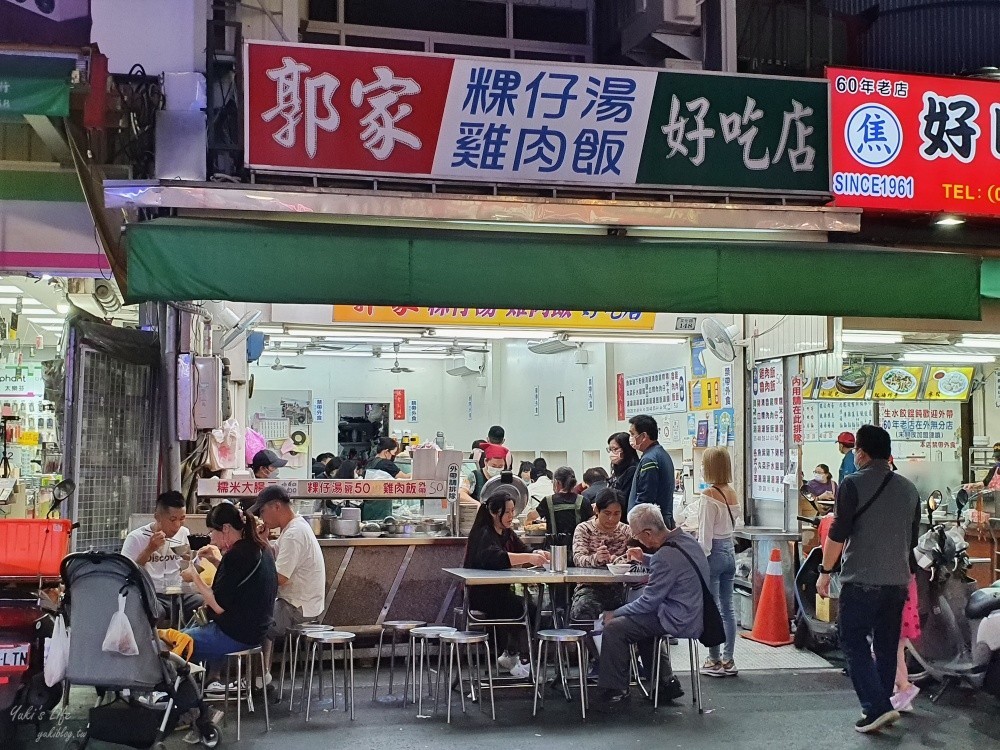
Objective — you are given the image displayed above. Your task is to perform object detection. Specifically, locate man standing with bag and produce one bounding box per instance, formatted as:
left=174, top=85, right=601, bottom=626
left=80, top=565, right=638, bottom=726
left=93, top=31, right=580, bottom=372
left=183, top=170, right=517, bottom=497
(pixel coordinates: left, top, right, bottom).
left=818, top=425, right=920, bottom=734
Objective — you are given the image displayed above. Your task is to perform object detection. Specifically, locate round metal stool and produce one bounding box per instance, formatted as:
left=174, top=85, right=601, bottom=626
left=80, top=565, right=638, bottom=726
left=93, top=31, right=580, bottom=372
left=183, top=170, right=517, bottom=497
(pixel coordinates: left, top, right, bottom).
left=304, top=630, right=356, bottom=722
left=372, top=620, right=426, bottom=703
left=403, top=626, right=456, bottom=718
left=533, top=628, right=588, bottom=720
left=222, top=645, right=271, bottom=741
left=282, top=623, right=327, bottom=707
left=436, top=630, right=495, bottom=723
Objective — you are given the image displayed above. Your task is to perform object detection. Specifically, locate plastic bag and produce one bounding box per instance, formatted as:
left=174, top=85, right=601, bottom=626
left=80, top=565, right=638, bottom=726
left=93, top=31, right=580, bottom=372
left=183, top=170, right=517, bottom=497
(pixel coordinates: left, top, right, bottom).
left=102, top=594, right=139, bottom=656
left=245, top=427, right=266, bottom=466
left=43, top=614, right=70, bottom=687
left=209, top=418, right=241, bottom=470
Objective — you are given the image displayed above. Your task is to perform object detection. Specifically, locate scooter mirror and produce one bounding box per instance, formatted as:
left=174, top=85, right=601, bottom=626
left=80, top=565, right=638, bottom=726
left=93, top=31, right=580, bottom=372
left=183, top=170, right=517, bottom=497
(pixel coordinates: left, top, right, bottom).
left=48, top=478, right=77, bottom=517
left=927, top=490, right=942, bottom=526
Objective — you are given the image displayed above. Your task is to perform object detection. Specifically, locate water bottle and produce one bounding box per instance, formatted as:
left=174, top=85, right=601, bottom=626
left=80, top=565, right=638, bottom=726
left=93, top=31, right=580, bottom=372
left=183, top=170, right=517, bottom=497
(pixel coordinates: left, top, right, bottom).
left=435, top=431, right=446, bottom=449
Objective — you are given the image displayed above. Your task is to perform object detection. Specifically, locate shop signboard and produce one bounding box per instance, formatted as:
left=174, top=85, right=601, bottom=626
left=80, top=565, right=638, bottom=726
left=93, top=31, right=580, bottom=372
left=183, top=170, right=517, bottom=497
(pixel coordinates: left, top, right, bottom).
left=333, top=305, right=654, bottom=330
left=791, top=376, right=804, bottom=445
left=923, top=366, right=974, bottom=401
left=245, top=40, right=829, bottom=194
left=0, top=363, right=44, bottom=398
left=621, top=368, right=687, bottom=418
left=0, top=75, right=70, bottom=117
left=829, top=67, right=1000, bottom=217
left=879, top=403, right=958, bottom=448
left=751, top=362, right=785, bottom=501
left=871, top=365, right=924, bottom=401
left=197, top=478, right=447, bottom=498
left=689, top=376, right=721, bottom=411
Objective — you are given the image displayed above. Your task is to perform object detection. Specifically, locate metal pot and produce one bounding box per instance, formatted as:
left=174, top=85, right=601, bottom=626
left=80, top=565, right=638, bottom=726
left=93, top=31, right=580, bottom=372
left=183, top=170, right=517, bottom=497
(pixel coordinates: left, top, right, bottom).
left=331, top=518, right=360, bottom=537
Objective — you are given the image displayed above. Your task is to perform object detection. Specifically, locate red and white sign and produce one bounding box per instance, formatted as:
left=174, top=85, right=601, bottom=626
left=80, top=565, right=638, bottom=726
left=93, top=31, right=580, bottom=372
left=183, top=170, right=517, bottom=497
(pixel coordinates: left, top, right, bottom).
left=393, top=389, right=406, bottom=421
left=616, top=373, right=626, bottom=421
left=829, top=66, right=1000, bottom=216
left=244, top=40, right=656, bottom=184
left=197, top=478, right=446, bottom=498
left=791, top=375, right=804, bottom=446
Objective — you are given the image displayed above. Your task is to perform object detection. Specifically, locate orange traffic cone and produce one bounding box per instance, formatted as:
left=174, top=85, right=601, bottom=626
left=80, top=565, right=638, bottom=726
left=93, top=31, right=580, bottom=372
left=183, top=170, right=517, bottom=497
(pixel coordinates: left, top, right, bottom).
left=742, top=548, right=793, bottom=647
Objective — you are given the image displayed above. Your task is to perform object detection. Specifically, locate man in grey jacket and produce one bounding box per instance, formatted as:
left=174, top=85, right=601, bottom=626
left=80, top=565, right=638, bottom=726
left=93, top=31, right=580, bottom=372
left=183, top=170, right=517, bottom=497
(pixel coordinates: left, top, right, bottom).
left=593, top=503, right=707, bottom=711
left=818, top=424, right=920, bottom=734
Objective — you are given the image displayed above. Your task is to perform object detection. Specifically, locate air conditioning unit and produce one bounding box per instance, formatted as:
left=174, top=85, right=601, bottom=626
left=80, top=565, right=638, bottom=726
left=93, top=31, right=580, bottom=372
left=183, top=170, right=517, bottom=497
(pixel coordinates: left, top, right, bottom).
left=3, top=0, right=91, bottom=21
left=446, top=352, right=485, bottom=377
left=528, top=336, right=576, bottom=355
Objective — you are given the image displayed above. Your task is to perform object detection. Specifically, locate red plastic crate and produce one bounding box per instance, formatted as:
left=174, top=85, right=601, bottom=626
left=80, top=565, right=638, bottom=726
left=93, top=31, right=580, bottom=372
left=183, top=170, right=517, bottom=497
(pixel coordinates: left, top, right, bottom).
left=0, top=519, right=72, bottom=577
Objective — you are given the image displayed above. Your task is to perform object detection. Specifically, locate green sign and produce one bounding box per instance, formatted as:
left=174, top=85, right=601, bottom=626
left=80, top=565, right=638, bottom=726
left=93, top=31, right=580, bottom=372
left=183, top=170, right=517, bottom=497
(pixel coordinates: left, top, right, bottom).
left=637, top=72, right=829, bottom=193
left=0, top=76, right=70, bottom=117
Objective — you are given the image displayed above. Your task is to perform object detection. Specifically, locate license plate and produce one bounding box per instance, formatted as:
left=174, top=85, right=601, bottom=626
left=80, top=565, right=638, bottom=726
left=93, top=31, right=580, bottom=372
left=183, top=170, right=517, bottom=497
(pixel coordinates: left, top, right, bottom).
left=0, top=644, right=30, bottom=671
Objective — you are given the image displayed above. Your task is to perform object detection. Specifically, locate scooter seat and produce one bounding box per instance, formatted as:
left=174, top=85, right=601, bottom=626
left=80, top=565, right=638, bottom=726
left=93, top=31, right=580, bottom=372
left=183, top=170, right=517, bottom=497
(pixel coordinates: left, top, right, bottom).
left=966, top=588, right=1000, bottom=620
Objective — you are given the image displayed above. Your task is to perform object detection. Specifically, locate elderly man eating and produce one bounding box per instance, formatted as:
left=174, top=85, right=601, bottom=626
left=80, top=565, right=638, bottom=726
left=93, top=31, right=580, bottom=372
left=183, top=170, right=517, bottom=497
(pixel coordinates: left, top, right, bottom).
left=593, top=503, right=708, bottom=711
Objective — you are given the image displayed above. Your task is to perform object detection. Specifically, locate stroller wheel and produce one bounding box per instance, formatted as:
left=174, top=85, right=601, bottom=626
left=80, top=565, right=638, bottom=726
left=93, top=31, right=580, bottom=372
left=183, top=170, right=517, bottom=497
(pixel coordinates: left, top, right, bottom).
left=201, top=726, right=220, bottom=748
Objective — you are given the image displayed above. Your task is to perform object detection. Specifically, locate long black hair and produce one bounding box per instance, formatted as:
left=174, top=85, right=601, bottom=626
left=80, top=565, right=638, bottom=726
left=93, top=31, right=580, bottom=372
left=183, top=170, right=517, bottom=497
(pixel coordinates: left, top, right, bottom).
left=463, top=494, right=513, bottom=566
left=608, top=432, right=639, bottom=477
left=335, top=460, right=358, bottom=479
left=553, top=466, right=577, bottom=494
left=206, top=501, right=268, bottom=551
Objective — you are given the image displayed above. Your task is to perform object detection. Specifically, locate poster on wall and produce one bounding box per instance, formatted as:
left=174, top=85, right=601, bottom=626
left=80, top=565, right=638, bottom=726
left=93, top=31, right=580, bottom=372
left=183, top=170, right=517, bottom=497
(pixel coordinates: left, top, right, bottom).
left=393, top=389, right=406, bottom=420
left=691, top=338, right=708, bottom=377
left=802, top=401, right=874, bottom=443
left=872, top=365, right=923, bottom=401
left=0, top=0, right=91, bottom=45
left=923, top=367, right=974, bottom=401
left=879, top=402, right=958, bottom=448
left=621, top=368, right=687, bottom=418
left=751, top=362, right=785, bottom=501
left=814, top=365, right=875, bottom=399
left=689, top=377, right=721, bottom=411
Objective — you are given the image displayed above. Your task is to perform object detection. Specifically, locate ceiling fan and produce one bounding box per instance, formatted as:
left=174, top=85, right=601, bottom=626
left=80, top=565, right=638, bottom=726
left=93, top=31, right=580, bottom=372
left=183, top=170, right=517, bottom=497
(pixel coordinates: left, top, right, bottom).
left=270, top=357, right=305, bottom=371
left=374, top=344, right=416, bottom=374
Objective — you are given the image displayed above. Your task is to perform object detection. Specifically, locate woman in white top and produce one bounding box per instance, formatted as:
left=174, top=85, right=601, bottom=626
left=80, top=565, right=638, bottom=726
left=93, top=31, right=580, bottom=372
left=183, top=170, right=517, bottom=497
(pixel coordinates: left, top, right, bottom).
left=697, top=446, right=742, bottom=678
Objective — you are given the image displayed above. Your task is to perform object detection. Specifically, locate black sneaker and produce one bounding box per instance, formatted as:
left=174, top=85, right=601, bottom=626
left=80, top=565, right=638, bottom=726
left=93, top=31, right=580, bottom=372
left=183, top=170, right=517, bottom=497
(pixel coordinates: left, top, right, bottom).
left=855, top=710, right=900, bottom=734
left=592, top=688, right=631, bottom=713
left=654, top=675, right=685, bottom=703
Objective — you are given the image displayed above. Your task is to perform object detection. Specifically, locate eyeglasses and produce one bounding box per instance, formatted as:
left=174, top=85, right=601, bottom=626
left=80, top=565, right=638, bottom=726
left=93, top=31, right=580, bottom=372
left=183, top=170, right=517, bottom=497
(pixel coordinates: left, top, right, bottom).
left=606, top=447, right=622, bottom=454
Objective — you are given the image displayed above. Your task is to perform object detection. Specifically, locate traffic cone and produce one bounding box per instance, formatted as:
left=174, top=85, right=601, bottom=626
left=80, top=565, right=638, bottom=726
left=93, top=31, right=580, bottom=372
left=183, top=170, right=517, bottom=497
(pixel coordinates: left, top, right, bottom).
left=742, top=548, right=793, bottom=647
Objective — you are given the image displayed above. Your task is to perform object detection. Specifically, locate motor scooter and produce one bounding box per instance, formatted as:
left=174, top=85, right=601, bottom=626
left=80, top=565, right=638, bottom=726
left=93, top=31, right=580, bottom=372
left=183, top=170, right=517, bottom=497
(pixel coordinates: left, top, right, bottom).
left=792, top=486, right=838, bottom=653
left=907, top=491, right=1000, bottom=702
left=0, top=480, right=75, bottom=744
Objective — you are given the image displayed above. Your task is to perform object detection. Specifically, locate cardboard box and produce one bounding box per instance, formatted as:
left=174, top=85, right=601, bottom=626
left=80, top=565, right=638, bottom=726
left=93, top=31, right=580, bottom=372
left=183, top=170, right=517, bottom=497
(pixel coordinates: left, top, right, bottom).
left=816, top=594, right=838, bottom=623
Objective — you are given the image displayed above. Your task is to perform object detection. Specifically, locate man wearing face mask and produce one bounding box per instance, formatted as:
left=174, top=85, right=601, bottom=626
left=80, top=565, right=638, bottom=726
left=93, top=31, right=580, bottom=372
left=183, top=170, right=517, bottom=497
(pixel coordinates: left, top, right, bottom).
left=627, top=414, right=676, bottom=529
left=460, top=443, right=508, bottom=503
left=252, top=449, right=287, bottom=480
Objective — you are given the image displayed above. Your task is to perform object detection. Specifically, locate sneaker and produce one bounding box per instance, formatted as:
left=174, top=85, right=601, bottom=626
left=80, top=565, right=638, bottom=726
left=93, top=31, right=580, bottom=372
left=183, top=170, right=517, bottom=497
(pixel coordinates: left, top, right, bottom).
left=855, top=710, right=901, bottom=734
left=700, top=659, right=724, bottom=677
left=655, top=675, right=685, bottom=702
left=721, top=660, right=739, bottom=677
left=253, top=672, right=273, bottom=690
left=509, top=660, right=532, bottom=680
left=891, top=684, right=920, bottom=712
left=181, top=729, right=202, bottom=745
left=205, top=679, right=242, bottom=695
left=497, top=650, right=519, bottom=672
left=592, top=688, right=631, bottom=713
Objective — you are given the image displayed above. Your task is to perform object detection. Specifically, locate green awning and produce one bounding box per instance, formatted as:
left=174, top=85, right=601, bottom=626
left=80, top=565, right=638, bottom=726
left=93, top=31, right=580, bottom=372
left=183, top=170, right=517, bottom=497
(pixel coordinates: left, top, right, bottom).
left=126, top=218, right=981, bottom=320
left=0, top=55, right=75, bottom=118
left=980, top=259, right=1000, bottom=299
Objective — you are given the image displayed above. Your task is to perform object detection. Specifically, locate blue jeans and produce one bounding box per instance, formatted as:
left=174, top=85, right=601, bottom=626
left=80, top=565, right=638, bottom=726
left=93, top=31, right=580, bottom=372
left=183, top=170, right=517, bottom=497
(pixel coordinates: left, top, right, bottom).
left=839, top=582, right=908, bottom=718
left=707, top=538, right=737, bottom=662
left=183, top=622, right=254, bottom=666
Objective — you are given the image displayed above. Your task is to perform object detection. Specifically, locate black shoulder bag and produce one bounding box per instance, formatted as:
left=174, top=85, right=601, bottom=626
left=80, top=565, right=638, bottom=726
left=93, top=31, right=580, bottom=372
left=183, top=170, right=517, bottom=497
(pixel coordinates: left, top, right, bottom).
left=666, top=541, right=726, bottom=648
left=851, top=473, right=894, bottom=524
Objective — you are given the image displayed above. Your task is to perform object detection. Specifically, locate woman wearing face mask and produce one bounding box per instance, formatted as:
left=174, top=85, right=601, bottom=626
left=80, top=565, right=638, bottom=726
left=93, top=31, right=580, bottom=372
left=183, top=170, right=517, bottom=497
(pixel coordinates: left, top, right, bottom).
left=367, top=437, right=410, bottom=479
left=524, top=466, right=594, bottom=537
left=606, top=432, right=639, bottom=495
left=464, top=495, right=549, bottom=678
left=806, top=464, right=838, bottom=502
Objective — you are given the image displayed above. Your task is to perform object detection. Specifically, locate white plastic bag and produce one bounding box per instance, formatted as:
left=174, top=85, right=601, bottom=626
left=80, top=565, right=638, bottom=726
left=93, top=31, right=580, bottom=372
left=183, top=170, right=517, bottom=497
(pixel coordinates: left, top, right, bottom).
left=208, top=418, right=241, bottom=470
left=43, top=614, right=70, bottom=686
left=101, top=594, right=139, bottom=656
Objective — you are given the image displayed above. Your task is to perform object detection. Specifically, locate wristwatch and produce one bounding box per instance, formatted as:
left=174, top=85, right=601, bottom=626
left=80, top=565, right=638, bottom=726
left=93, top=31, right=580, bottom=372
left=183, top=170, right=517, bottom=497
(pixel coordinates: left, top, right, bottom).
left=818, top=565, right=834, bottom=575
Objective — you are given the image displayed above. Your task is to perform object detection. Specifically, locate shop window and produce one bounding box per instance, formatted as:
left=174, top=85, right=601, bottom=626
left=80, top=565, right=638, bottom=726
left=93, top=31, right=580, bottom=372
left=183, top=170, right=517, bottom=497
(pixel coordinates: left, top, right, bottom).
left=344, top=0, right=507, bottom=37
left=513, top=50, right=587, bottom=63
left=513, top=6, right=588, bottom=44
left=433, top=43, right=511, bottom=60
left=344, top=36, right=427, bottom=52
left=309, top=0, right=340, bottom=23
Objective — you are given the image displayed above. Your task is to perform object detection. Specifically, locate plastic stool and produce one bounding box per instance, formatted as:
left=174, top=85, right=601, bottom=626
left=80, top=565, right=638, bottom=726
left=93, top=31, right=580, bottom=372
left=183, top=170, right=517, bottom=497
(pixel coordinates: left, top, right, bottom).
left=372, top=620, right=426, bottom=702
left=304, top=631, right=356, bottom=722
left=436, top=630, right=495, bottom=723
left=532, top=628, right=588, bottom=720
left=403, top=626, right=456, bottom=717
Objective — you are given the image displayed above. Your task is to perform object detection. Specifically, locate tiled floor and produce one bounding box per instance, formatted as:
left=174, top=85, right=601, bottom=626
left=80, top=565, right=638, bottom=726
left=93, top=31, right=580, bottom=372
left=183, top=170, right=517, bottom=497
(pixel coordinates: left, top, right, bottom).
left=669, top=639, right=834, bottom=672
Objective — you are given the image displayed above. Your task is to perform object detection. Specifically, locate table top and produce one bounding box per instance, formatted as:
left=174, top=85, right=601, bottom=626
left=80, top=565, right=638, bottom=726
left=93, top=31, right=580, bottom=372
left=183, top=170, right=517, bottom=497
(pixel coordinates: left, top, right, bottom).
left=442, top=567, right=647, bottom=585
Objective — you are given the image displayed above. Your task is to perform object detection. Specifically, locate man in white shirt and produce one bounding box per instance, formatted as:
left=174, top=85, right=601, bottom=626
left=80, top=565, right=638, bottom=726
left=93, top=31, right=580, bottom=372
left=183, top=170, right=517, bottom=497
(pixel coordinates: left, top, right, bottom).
left=121, top=491, right=203, bottom=622
left=249, top=485, right=326, bottom=688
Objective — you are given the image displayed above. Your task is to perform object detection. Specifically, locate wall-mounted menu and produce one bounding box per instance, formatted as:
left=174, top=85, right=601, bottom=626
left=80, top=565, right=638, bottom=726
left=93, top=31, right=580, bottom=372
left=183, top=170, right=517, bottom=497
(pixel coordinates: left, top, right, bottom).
left=751, top=362, right=785, bottom=501
left=923, top=367, right=974, bottom=401
left=814, top=364, right=874, bottom=400
left=802, top=401, right=875, bottom=443
left=879, top=402, right=958, bottom=447
left=872, top=366, right=923, bottom=401
left=622, top=367, right=687, bottom=417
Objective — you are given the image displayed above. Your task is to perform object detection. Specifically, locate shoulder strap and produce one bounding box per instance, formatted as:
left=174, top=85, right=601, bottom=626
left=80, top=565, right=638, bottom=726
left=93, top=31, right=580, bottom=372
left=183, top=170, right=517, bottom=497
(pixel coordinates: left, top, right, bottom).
left=666, top=541, right=711, bottom=593
left=707, top=485, right=737, bottom=528
left=852, top=473, right=894, bottom=524
left=237, top=553, right=263, bottom=589
left=574, top=494, right=584, bottom=524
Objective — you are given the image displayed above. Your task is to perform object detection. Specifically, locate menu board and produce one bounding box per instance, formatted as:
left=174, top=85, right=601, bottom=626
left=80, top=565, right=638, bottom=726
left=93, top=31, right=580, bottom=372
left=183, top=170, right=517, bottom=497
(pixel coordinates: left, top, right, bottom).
left=872, top=366, right=924, bottom=401
left=879, top=402, right=958, bottom=447
left=751, top=362, right=785, bottom=501
left=923, top=367, right=974, bottom=401
left=814, top=365, right=875, bottom=400
left=802, top=401, right=875, bottom=443
left=689, top=377, right=722, bottom=411
left=622, top=367, right=687, bottom=417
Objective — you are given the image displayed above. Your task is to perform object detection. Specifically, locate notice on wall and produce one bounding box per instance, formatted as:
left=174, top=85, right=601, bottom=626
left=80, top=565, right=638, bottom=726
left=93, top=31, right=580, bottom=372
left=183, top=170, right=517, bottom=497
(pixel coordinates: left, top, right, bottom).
left=408, top=399, right=418, bottom=423
left=721, top=365, right=735, bottom=409
left=802, top=401, right=875, bottom=443
left=751, top=362, right=785, bottom=500
left=791, top=376, right=804, bottom=445
left=586, top=376, right=595, bottom=411
left=689, top=377, right=721, bottom=411
left=880, top=402, right=958, bottom=447
left=393, top=389, right=406, bottom=420
left=621, top=368, right=687, bottom=418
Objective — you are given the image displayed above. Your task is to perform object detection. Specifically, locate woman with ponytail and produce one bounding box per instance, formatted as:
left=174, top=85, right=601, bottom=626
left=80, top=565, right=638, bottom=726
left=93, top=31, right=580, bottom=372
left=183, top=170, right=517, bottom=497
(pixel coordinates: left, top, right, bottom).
left=181, top=501, right=278, bottom=664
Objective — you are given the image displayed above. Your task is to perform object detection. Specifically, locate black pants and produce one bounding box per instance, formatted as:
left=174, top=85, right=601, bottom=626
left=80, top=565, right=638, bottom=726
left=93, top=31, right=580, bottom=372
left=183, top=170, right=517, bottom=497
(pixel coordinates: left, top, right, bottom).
left=597, top=613, right=673, bottom=692
left=470, top=585, right=536, bottom=655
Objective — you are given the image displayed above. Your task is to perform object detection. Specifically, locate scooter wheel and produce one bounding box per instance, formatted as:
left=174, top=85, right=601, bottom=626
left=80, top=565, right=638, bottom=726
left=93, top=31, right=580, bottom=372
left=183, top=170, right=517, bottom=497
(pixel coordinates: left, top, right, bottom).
left=201, top=726, right=220, bottom=748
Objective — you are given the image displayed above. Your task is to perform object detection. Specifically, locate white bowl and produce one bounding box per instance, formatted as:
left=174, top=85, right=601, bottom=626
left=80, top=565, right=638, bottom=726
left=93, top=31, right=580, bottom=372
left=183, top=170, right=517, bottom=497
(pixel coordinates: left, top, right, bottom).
left=607, top=563, right=632, bottom=575
left=360, top=531, right=383, bottom=538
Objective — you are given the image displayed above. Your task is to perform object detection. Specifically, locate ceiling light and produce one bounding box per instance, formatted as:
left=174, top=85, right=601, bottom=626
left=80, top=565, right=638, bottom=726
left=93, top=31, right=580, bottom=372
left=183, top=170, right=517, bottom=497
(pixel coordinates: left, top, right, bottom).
left=256, top=325, right=285, bottom=335
left=842, top=332, right=903, bottom=344
left=426, top=328, right=553, bottom=340
left=40, top=325, right=63, bottom=331
left=567, top=335, right=686, bottom=345
left=267, top=336, right=311, bottom=343
left=261, top=350, right=299, bottom=358
left=957, top=336, right=1000, bottom=349
left=935, top=216, right=965, bottom=227
left=0, top=285, right=24, bottom=294
left=393, top=352, right=452, bottom=360
left=302, top=350, right=372, bottom=357
left=900, top=352, right=994, bottom=363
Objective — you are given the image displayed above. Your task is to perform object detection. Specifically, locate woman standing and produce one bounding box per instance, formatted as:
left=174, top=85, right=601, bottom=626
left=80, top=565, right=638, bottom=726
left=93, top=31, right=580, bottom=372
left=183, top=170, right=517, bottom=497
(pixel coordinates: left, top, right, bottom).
left=607, top=432, right=639, bottom=495
left=570, top=488, right=633, bottom=621
left=696, top=446, right=742, bottom=678
left=525, top=466, right=594, bottom=537
left=464, top=495, right=549, bottom=678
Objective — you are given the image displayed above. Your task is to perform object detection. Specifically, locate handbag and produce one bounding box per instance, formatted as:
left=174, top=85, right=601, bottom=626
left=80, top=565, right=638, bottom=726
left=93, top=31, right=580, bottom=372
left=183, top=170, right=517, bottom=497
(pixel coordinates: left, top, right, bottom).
left=666, top=541, right=725, bottom=648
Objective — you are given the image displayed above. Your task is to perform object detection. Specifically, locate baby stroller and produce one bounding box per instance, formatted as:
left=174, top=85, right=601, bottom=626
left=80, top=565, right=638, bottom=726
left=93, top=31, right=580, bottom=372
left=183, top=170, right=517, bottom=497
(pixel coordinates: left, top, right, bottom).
left=60, top=551, right=221, bottom=749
